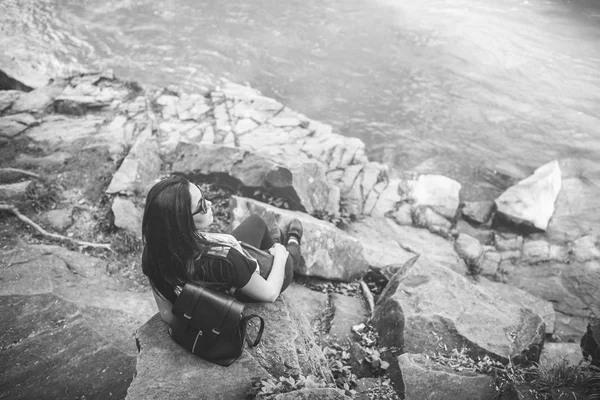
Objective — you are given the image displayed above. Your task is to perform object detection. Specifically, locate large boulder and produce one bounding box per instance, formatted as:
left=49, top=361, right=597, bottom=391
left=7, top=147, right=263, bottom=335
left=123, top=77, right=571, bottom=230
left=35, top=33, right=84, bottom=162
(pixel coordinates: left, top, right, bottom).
left=230, top=196, right=368, bottom=281
left=546, top=159, right=600, bottom=242
left=476, top=278, right=555, bottom=335
left=372, top=256, right=545, bottom=363
left=396, top=353, right=497, bottom=400
left=0, top=244, right=156, bottom=400
left=126, top=294, right=334, bottom=400
left=349, top=217, right=468, bottom=275
left=346, top=217, right=416, bottom=270
left=171, top=142, right=337, bottom=215
left=494, top=160, right=561, bottom=231
left=501, top=258, right=600, bottom=340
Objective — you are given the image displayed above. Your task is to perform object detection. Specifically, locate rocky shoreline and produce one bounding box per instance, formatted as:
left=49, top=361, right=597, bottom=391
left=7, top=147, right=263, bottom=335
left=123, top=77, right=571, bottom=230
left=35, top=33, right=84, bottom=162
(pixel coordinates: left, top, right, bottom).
left=1, top=69, right=599, bottom=399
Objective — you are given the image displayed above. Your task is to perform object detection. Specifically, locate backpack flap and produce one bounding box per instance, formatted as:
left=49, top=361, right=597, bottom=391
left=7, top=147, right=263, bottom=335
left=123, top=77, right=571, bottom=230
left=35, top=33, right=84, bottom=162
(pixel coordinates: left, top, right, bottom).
left=172, top=284, right=244, bottom=338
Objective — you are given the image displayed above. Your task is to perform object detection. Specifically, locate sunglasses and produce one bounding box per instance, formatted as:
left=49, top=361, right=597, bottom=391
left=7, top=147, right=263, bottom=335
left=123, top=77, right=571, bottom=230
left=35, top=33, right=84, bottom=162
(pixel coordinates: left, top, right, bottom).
left=192, top=184, right=209, bottom=215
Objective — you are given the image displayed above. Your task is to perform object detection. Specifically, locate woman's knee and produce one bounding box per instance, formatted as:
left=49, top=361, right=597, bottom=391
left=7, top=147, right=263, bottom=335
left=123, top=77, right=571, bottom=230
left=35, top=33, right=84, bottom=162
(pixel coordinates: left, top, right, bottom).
left=245, top=214, right=267, bottom=229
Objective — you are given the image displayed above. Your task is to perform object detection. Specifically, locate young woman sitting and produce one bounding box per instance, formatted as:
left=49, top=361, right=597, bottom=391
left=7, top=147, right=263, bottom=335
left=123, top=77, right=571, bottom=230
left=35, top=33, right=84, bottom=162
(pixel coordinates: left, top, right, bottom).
left=141, top=175, right=303, bottom=322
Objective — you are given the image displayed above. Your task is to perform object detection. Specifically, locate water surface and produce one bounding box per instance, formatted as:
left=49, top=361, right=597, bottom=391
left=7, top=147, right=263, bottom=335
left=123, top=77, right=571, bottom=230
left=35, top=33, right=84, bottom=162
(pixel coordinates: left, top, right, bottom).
left=2, top=0, right=600, bottom=198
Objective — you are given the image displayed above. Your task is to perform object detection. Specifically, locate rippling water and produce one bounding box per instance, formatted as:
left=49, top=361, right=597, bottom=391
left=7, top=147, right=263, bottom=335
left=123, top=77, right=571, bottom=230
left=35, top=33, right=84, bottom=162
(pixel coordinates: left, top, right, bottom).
left=2, top=0, right=600, bottom=198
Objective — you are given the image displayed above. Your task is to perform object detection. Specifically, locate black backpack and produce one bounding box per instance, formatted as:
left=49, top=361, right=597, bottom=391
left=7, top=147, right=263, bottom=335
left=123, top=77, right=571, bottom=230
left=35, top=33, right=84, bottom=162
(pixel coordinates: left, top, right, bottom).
left=170, top=283, right=264, bottom=366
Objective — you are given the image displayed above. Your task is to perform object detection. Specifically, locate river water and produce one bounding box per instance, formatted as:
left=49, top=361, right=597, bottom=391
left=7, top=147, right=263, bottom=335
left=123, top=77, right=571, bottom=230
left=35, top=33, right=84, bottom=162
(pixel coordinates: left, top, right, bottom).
left=2, top=0, right=600, bottom=199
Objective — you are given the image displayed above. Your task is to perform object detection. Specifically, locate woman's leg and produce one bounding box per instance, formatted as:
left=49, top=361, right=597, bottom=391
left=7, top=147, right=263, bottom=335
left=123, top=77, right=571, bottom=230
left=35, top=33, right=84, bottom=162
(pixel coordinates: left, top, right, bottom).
left=231, top=214, right=274, bottom=250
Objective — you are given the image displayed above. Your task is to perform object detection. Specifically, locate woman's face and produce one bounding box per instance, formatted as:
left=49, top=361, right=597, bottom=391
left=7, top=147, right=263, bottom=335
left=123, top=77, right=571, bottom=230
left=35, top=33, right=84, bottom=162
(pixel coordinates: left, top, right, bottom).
left=189, top=183, right=213, bottom=230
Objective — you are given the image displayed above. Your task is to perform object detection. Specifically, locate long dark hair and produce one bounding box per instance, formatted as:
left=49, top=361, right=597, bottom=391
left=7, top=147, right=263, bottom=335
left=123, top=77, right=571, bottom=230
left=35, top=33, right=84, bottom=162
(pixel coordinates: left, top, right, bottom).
left=142, top=175, right=212, bottom=285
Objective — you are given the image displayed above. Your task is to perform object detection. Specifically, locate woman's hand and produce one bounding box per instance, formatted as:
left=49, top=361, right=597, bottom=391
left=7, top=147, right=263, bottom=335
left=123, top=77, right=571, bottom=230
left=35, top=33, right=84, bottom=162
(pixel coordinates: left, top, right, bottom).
left=269, top=243, right=289, bottom=259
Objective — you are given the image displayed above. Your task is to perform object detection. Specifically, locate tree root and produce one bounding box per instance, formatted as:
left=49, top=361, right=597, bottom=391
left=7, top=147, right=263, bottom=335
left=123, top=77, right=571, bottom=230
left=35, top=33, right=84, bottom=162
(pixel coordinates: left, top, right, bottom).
left=0, top=168, right=41, bottom=179
left=0, top=203, right=113, bottom=252
left=359, top=279, right=375, bottom=319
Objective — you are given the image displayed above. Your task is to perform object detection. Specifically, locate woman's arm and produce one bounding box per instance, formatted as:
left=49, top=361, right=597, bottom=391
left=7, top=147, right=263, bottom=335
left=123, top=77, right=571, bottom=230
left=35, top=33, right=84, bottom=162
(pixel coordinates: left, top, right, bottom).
left=239, top=243, right=288, bottom=302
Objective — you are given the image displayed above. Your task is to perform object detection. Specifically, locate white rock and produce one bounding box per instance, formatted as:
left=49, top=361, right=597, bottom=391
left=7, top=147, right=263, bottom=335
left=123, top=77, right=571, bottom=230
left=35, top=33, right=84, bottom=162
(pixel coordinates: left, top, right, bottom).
left=495, top=160, right=562, bottom=231
left=399, top=174, right=461, bottom=219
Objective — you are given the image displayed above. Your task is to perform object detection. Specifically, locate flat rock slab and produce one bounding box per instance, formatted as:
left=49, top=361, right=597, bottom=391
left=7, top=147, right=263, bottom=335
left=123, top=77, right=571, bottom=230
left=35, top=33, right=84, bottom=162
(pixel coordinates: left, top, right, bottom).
left=327, top=294, right=368, bottom=344
left=0, top=244, right=157, bottom=399
left=0, top=293, right=135, bottom=400
left=26, top=115, right=103, bottom=147
left=397, top=353, right=497, bottom=400
left=126, top=314, right=270, bottom=400
left=127, top=294, right=333, bottom=400
left=349, top=218, right=467, bottom=275
left=284, top=283, right=328, bottom=329
left=230, top=196, right=368, bottom=281
left=373, top=256, right=545, bottom=363
left=347, top=217, right=416, bottom=270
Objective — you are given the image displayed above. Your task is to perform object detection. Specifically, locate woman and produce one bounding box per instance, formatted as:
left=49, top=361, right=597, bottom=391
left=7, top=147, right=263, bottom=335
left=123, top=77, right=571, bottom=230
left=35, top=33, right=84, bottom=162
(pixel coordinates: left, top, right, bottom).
left=141, top=175, right=302, bottom=307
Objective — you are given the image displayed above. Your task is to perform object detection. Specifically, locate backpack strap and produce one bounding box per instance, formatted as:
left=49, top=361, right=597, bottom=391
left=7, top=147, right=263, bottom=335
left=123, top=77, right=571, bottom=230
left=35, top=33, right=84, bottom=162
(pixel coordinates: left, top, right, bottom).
left=242, top=314, right=264, bottom=347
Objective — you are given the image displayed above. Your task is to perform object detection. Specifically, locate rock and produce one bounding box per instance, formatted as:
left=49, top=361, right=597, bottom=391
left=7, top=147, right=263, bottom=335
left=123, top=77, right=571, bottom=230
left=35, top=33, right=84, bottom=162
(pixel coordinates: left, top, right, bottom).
left=0, top=90, right=22, bottom=112
left=106, top=125, right=161, bottom=195
left=495, top=160, right=562, bottom=231
left=0, top=294, right=136, bottom=400
left=398, top=174, right=461, bottom=219
left=456, top=220, right=494, bottom=245
left=477, top=251, right=502, bottom=277
left=230, top=197, right=368, bottom=281
left=570, top=235, right=600, bottom=262
left=0, top=113, right=37, bottom=138
left=547, top=159, right=600, bottom=242
left=172, top=142, right=337, bottom=215
left=554, top=312, right=589, bottom=341
left=327, top=294, right=368, bottom=344
left=373, top=256, right=545, bottom=363
left=273, top=388, right=350, bottom=400
left=44, top=208, right=73, bottom=231
left=284, top=283, right=328, bottom=330
left=462, top=201, right=495, bottom=225
left=11, top=80, right=67, bottom=113
left=86, top=114, right=135, bottom=157
left=112, top=197, right=143, bottom=238
left=396, top=353, right=496, bottom=400
left=15, top=152, right=71, bottom=168
left=355, top=218, right=468, bottom=275
left=126, top=294, right=334, bottom=400
left=364, top=178, right=402, bottom=218
left=539, top=342, right=583, bottom=367
left=495, top=234, right=524, bottom=252
left=454, top=234, right=483, bottom=266
left=55, top=74, right=130, bottom=112
left=411, top=206, right=453, bottom=237
left=26, top=115, right=103, bottom=147
left=502, top=260, right=600, bottom=339
left=0, top=180, right=32, bottom=201
left=387, top=202, right=413, bottom=226
left=522, top=240, right=568, bottom=264
left=347, top=217, right=416, bottom=270
left=476, top=277, right=555, bottom=335
left=0, top=244, right=156, bottom=400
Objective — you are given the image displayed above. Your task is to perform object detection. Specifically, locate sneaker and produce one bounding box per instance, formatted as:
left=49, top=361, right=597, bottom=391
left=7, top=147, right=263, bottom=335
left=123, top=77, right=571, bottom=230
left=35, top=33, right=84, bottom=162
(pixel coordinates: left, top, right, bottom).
left=269, top=225, right=284, bottom=244
left=286, top=219, right=303, bottom=245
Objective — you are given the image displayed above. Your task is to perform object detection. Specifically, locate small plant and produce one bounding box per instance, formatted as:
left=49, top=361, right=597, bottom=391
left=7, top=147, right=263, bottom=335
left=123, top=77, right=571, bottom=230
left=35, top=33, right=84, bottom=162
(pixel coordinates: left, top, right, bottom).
left=247, top=374, right=328, bottom=399
left=323, top=345, right=357, bottom=395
